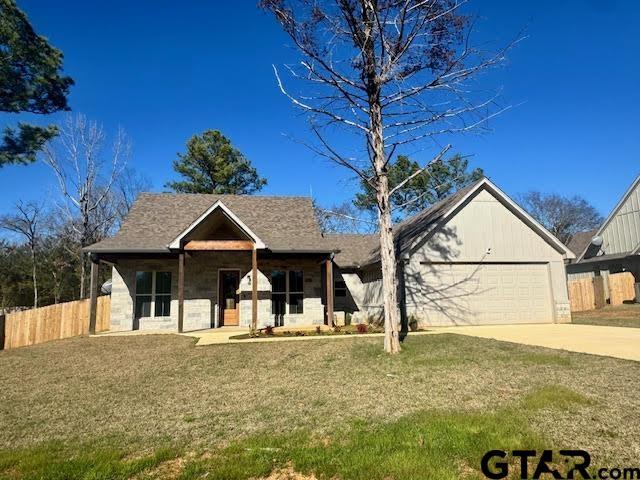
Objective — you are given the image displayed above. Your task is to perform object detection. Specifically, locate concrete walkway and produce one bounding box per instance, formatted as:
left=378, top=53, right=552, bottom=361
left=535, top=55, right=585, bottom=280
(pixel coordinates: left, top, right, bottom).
left=442, top=324, right=640, bottom=362
left=184, top=323, right=640, bottom=362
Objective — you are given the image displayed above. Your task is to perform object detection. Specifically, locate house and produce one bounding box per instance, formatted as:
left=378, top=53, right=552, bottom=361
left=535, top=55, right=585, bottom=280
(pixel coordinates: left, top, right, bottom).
left=566, top=175, right=640, bottom=299
left=84, top=177, right=574, bottom=332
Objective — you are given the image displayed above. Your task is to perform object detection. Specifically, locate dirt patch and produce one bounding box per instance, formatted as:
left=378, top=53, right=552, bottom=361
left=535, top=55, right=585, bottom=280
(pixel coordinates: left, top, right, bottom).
left=258, top=465, right=317, bottom=480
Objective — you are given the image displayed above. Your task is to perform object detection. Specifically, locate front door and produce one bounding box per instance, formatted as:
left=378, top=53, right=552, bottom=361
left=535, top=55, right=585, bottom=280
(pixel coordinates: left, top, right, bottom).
left=219, top=270, right=240, bottom=326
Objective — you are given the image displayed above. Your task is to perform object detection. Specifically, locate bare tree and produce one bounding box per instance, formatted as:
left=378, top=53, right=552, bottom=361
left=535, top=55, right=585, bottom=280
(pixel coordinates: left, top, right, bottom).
left=42, top=114, right=129, bottom=298
left=114, top=166, right=151, bottom=227
left=262, top=0, right=515, bottom=353
left=0, top=201, right=46, bottom=307
left=518, top=191, right=604, bottom=245
left=314, top=200, right=376, bottom=234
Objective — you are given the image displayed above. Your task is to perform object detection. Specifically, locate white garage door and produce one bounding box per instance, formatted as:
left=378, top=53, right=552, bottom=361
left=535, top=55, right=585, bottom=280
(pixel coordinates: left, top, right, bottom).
left=410, top=263, right=554, bottom=326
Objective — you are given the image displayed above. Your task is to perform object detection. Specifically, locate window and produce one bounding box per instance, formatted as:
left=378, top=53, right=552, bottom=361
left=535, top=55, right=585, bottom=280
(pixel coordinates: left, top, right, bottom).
left=334, top=280, right=347, bottom=297
left=271, top=271, right=286, bottom=326
left=288, top=271, right=304, bottom=314
left=270, top=270, right=304, bottom=319
left=135, top=271, right=172, bottom=319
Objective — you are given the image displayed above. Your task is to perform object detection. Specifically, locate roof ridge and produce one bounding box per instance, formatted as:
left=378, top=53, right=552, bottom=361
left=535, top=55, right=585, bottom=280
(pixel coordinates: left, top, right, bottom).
left=139, top=192, right=312, bottom=200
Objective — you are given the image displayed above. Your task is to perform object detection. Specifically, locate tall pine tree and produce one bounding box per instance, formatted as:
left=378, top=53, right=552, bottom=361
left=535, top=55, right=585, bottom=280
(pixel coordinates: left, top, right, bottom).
left=0, top=0, right=74, bottom=166
left=166, top=130, right=267, bottom=194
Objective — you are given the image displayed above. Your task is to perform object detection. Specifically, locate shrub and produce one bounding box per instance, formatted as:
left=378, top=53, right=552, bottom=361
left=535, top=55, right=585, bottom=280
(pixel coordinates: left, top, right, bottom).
left=345, top=312, right=352, bottom=326
left=409, top=316, right=419, bottom=332
left=356, top=323, right=368, bottom=334
left=316, top=326, right=321, bottom=334
left=333, top=325, right=342, bottom=333
left=265, top=325, right=274, bottom=335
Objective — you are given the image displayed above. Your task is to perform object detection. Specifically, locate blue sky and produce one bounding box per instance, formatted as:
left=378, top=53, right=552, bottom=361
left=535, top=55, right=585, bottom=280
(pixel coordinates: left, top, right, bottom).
left=1, top=0, right=638, bottom=217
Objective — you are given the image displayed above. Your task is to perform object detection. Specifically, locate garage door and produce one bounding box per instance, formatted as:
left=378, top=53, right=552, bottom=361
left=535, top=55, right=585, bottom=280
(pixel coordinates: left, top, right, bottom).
left=409, top=263, right=554, bottom=326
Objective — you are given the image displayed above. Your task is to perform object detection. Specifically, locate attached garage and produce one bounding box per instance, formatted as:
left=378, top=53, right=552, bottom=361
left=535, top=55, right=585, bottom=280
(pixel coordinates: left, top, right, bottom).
left=332, top=178, right=574, bottom=327
left=412, top=263, right=555, bottom=326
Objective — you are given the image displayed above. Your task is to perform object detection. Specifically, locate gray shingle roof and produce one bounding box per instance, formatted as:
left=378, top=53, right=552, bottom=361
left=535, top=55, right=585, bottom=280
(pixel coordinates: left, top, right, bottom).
left=566, top=229, right=598, bottom=259
left=87, top=193, right=331, bottom=253
left=324, top=233, right=379, bottom=268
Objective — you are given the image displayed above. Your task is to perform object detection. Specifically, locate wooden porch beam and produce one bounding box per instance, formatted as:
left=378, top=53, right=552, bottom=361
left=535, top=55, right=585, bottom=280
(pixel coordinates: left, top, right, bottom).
left=178, top=252, right=185, bottom=333
left=183, top=240, right=254, bottom=251
left=251, top=247, right=258, bottom=331
left=88, top=257, right=99, bottom=335
left=325, top=258, right=334, bottom=328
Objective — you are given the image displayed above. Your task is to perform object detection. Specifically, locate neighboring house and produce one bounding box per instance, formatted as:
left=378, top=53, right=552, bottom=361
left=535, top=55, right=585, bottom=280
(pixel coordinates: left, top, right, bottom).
left=566, top=175, right=640, bottom=295
left=85, top=177, right=574, bottom=332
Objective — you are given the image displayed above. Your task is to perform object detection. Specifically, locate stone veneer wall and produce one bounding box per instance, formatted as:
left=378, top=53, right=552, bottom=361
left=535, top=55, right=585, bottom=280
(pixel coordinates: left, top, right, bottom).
left=109, top=253, right=326, bottom=332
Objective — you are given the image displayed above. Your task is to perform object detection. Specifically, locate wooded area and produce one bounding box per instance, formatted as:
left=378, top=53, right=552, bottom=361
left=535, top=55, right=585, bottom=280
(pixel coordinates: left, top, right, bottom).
left=1, top=295, right=110, bottom=349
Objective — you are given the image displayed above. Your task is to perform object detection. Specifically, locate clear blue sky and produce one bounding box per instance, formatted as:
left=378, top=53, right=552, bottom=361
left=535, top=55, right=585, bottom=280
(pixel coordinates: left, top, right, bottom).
left=1, top=0, right=638, bottom=216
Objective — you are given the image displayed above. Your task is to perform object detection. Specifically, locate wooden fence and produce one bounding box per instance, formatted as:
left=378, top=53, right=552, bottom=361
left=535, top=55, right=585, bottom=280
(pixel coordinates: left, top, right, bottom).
left=609, top=272, right=636, bottom=306
left=568, top=272, right=636, bottom=312
left=1, top=296, right=110, bottom=350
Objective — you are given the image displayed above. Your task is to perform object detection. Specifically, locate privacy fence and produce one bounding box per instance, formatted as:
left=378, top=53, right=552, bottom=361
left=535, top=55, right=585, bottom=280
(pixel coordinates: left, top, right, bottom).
left=568, top=272, right=636, bottom=312
left=0, top=296, right=110, bottom=350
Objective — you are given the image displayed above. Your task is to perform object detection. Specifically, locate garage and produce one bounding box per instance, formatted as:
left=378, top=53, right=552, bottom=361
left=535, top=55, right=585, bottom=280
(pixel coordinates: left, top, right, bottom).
left=332, top=178, right=574, bottom=327
left=410, top=263, right=555, bottom=326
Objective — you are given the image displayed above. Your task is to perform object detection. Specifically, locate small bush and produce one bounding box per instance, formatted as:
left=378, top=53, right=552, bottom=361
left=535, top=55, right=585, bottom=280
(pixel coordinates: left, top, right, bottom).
left=265, top=325, right=274, bottom=335
left=408, top=316, right=419, bottom=332
left=333, top=325, right=342, bottom=333
left=316, top=326, right=321, bottom=334
left=356, top=323, right=368, bottom=334
left=345, top=312, right=352, bottom=326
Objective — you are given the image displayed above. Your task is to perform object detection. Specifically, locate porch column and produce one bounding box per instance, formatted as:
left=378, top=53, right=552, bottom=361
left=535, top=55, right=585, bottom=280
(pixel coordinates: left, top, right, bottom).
left=251, top=246, right=258, bottom=331
left=88, top=255, right=99, bottom=335
left=178, top=252, right=185, bottom=333
left=325, top=258, right=334, bottom=328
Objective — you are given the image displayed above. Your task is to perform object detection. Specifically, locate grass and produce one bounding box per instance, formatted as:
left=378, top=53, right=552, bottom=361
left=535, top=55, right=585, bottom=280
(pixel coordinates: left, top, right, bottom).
left=1, top=332, right=639, bottom=478
left=572, top=304, right=640, bottom=328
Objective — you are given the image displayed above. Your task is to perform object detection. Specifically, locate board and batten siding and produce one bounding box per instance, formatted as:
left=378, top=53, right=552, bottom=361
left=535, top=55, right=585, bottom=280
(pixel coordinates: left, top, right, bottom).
left=350, top=188, right=571, bottom=326
left=597, top=177, right=640, bottom=257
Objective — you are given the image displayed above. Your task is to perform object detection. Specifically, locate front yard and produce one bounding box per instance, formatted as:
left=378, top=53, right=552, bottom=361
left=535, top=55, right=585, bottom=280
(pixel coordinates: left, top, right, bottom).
left=572, top=304, right=640, bottom=328
left=1, top=332, right=639, bottom=479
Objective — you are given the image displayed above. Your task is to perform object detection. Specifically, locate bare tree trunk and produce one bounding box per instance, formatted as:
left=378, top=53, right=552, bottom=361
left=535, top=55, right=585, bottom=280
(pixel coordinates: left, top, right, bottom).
left=79, top=251, right=86, bottom=299
left=30, top=244, right=38, bottom=308
left=371, top=102, right=401, bottom=354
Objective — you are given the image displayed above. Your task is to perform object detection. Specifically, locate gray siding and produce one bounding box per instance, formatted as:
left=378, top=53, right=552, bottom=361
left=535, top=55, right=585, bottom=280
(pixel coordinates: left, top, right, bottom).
left=596, top=177, right=640, bottom=257
left=343, top=188, right=571, bottom=326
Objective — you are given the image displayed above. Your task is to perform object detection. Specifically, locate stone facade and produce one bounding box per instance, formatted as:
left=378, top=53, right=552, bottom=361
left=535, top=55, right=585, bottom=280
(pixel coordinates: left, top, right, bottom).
left=109, top=253, right=326, bottom=332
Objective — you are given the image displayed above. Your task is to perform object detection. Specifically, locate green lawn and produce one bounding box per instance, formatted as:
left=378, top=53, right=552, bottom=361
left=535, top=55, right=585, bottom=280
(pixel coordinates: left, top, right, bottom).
left=1, top=332, right=638, bottom=479
left=572, top=304, right=640, bottom=328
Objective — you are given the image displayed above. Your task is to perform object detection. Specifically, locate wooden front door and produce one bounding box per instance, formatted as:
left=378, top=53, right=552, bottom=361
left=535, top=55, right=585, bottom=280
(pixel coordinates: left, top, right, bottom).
left=219, top=270, right=240, bottom=326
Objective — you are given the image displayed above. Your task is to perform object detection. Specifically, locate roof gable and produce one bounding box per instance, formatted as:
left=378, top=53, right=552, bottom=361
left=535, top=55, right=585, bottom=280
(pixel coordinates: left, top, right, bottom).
left=168, top=201, right=265, bottom=249
left=363, top=177, right=574, bottom=265
left=576, top=175, right=640, bottom=262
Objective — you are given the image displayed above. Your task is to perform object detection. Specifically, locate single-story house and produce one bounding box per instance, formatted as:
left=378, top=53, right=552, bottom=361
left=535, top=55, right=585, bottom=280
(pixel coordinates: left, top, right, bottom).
left=566, top=175, right=640, bottom=299
left=84, top=177, right=574, bottom=332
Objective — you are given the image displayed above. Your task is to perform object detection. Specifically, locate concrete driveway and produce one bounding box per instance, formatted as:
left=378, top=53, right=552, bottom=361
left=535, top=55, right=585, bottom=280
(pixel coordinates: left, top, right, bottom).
left=441, top=324, right=640, bottom=362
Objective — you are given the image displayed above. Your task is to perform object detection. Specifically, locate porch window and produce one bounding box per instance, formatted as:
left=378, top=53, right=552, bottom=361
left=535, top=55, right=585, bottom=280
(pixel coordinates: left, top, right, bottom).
left=334, top=280, right=347, bottom=297
left=270, top=270, right=305, bottom=318
left=288, top=270, right=304, bottom=314
left=271, top=270, right=286, bottom=325
left=135, top=271, right=172, bottom=319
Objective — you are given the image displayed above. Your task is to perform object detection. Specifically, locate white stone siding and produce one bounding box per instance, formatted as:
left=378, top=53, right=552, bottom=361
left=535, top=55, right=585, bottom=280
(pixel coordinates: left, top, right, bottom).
left=109, top=253, right=326, bottom=332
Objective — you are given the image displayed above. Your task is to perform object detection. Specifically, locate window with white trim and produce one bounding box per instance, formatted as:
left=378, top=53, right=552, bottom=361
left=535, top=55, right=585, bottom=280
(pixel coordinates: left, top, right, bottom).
left=135, top=271, right=172, bottom=319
